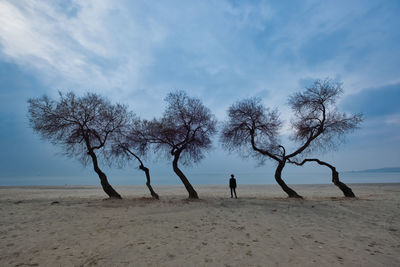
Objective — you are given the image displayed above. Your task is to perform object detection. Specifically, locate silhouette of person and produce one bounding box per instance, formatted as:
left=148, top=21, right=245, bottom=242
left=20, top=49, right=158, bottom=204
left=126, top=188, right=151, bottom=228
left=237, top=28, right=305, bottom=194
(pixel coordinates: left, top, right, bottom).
left=229, top=174, right=237, bottom=198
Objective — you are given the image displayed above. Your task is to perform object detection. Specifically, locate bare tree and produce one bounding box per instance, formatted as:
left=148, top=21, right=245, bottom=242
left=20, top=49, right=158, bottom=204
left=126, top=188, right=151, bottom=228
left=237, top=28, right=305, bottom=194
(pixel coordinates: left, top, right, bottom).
left=111, top=116, right=159, bottom=199
left=221, top=79, right=362, bottom=198
left=28, top=92, right=128, bottom=199
left=141, top=91, right=217, bottom=199
left=286, top=79, right=362, bottom=197
left=220, top=97, right=296, bottom=196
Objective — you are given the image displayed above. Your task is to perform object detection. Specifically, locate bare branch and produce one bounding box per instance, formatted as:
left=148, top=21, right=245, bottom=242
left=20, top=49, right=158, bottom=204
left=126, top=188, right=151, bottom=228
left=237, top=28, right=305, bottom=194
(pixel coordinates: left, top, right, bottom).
left=220, top=97, right=282, bottom=163
left=28, top=91, right=128, bottom=198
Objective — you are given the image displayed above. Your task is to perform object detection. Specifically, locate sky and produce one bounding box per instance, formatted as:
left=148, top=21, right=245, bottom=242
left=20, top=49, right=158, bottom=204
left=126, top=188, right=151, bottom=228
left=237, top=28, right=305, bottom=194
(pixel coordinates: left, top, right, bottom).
left=0, top=0, right=399, bottom=186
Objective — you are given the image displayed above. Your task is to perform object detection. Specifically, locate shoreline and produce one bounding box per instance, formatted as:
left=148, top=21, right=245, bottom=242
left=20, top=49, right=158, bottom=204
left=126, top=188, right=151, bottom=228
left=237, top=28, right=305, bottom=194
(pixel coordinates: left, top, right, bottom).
left=1, top=181, right=399, bottom=188
left=1, top=183, right=399, bottom=201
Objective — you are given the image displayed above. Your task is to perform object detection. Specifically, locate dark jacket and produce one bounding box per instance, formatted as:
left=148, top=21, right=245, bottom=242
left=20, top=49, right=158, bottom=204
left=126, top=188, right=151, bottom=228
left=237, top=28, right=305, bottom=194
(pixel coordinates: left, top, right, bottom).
left=229, top=178, right=237, bottom=188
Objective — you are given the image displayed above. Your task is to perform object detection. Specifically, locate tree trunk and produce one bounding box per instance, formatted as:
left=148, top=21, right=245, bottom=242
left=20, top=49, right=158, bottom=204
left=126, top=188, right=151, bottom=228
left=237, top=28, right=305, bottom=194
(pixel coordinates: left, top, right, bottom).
left=289, top=158, right=356, bottom=198
left=331, top=168, right=356, bottom=198
left=88, top=150, right=122, bottom=199
left=172, top=152, right=199, bottom=199
left=274, top=161, right=303, bottom=198
left=139, top=165, right=159, bottom=200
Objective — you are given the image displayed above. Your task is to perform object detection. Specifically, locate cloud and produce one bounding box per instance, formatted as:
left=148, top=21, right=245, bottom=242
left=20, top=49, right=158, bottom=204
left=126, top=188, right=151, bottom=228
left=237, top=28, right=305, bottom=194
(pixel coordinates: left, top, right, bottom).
left=386, top=114, right=400, bottom=126
left=1, top=0, right=399, bottom=121
left=341, top=83, right=400, bottom=117
left=0, top=1, right=166, bottom=100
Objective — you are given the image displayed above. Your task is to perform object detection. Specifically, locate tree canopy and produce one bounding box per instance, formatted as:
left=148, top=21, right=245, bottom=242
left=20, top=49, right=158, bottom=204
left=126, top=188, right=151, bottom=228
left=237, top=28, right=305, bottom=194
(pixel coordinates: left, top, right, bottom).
left=221, top=78, right=362, bottom=198
left=141, top=91, right=217, bottom=198
left=28, top=92, right=128, bottom=198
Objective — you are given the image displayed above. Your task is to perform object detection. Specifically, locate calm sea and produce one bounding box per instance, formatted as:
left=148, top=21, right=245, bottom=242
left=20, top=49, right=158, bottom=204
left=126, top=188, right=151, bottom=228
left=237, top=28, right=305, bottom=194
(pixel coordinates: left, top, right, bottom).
left=2, top=172, right=400, bottom=186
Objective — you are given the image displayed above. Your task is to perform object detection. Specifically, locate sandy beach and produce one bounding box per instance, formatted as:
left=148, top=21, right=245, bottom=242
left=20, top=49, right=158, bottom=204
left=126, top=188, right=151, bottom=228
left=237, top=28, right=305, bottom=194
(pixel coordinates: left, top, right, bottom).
left=1, top=183, right=399, bottom=266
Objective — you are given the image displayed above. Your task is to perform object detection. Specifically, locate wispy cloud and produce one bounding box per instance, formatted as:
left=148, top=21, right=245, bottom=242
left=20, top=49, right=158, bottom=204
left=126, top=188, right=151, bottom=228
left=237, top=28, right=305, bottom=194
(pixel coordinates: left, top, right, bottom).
left=0, top=1, right=165, bottom=100
left=0, top=0, right=399, bottom=118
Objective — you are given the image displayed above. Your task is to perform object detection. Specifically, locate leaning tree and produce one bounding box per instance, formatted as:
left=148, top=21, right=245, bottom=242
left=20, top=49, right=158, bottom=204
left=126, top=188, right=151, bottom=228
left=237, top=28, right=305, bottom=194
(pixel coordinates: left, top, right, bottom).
left=140, top=91, right=217, bottom=199
left=221, top=79, right=362, bottom=198
left=28, top=92, right=128, bottom=199
left=286, top=79, right=362, bottom=197
left=289, top=158, right=356, bottom=197
left=111, top=115, right=160, bottom=199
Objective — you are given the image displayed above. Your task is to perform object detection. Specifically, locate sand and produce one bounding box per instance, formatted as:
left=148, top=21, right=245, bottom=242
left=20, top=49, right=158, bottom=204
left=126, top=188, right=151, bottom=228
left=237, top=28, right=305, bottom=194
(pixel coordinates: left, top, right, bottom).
left=0, top=183, right=399, bottom=267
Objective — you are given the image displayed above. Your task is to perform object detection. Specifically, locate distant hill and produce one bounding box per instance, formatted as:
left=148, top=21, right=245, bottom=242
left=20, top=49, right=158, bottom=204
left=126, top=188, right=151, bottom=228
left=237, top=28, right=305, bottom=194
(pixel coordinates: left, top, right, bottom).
left=349, top=167, right=400, bottom=173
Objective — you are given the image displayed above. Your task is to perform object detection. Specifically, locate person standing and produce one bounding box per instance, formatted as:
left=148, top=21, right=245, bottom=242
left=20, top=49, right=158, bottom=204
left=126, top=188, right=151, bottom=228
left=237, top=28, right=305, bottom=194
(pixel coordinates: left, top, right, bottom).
left=229, top=174, right=237, bottom=198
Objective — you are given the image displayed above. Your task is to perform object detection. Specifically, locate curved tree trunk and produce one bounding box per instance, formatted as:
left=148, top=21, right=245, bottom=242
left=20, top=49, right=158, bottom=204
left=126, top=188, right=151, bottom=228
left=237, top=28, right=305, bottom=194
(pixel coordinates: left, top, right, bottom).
left=331, top=168, right=356, bottom=197
left=275, top=161, right=303, bottom=198
left=88, top=150, right=122, bottom=199
left=120, top=146, right=159, bottom=199
left=289, top=158, right=355, bottom=198
left=139, top=165, right=159, bottom=199
left=172, top=152, right=199, bottom=199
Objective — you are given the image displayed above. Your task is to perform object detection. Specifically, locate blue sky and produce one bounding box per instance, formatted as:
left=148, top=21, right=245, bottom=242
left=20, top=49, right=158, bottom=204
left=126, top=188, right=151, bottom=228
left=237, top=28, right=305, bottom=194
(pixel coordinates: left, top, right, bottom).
left=0, top=0, right=399, bottom=185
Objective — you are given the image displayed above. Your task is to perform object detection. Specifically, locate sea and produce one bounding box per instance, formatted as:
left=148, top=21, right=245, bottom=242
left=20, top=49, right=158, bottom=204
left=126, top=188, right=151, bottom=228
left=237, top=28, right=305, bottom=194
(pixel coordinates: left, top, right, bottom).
left=2, top=171, right=400, bottom=186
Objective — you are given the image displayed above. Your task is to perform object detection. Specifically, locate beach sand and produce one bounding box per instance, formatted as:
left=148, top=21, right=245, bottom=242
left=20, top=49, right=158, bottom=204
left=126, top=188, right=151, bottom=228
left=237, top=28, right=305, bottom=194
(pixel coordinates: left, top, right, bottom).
left=1, top=184, right=399, bottom=266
